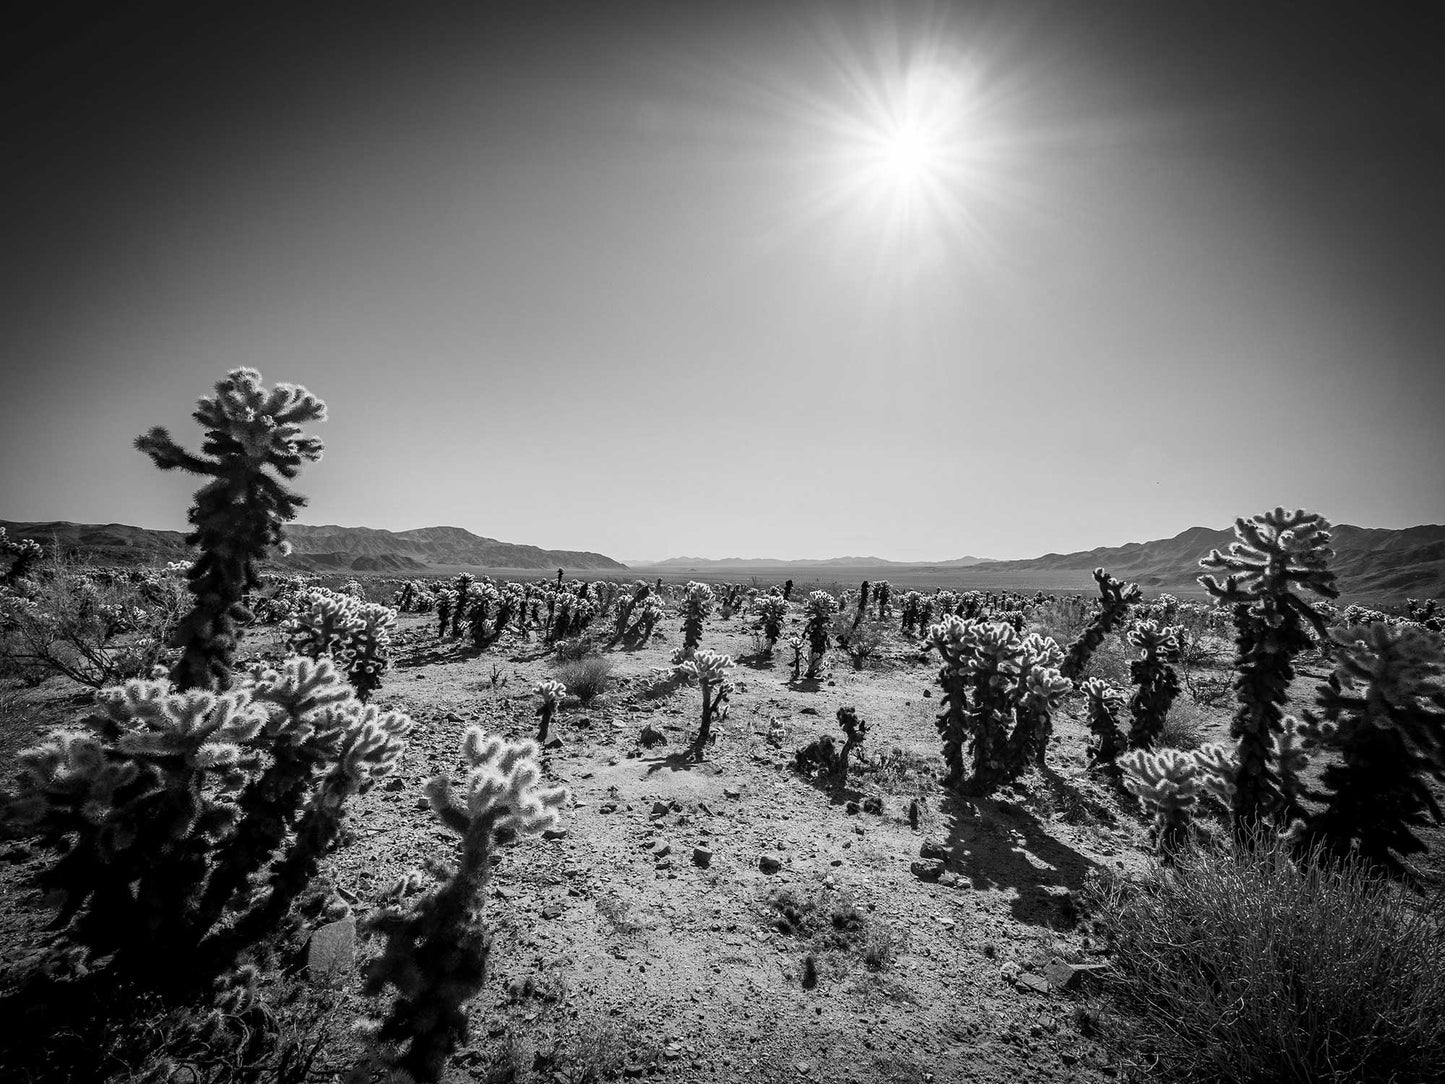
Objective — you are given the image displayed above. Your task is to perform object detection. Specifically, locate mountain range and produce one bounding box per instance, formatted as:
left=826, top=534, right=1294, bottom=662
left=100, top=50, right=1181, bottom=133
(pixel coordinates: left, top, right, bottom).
left=4, top=520, right=1442, bottom=601
left=0, top=521, right=625, bottom=573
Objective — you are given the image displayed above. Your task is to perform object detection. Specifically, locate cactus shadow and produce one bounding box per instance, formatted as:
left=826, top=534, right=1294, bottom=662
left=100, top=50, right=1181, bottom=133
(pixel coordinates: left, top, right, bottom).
left=641, top=749, right=721, bottom=776
left=937, top=788, right=1103, bottom=927
left=738, top=654, right=777, bottom=671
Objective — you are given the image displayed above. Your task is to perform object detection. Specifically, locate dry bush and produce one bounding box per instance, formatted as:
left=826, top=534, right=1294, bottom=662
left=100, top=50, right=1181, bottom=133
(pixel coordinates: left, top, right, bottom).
left=1088, top=838, right=1445, bottom=1084
left=553, top=633, right=603, bottom=662
left=553, top=656, right=613, bottom=704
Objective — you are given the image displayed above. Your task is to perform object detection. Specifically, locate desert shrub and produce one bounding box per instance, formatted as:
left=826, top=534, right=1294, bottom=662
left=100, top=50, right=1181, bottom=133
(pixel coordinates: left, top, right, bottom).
left=845, top=617, right=887, bottom=669
left=1089, top=838, right=1445, bottom=1084
left=0, top=553, right=184, bottom=688
left=554, top=656, right=613, bottom=705
left=553, top=633, right=603, bottom=662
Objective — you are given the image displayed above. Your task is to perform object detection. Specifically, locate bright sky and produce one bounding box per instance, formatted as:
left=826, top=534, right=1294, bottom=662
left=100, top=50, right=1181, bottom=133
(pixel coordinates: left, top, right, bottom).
left=3, top=2, right=1442, bottom=562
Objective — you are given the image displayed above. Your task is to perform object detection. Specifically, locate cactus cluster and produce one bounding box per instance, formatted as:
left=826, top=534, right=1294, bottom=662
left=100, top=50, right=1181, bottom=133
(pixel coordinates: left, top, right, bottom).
left=0, top=526, right=43, bottom=586
left=1081, top=677, right=1127, bottom=773
left=1, top=657, right=410, bottom=988
left=135, top=368, right=326, bottom=691
left=674, top=581, right=715, bottom=662
left=929, top=615, right=1073, bottom=793
left=364, top=731, right=566, bottom=1083
left=754, top=594, right=789, bottom=656
left=283, top=587, right=397, bottom=700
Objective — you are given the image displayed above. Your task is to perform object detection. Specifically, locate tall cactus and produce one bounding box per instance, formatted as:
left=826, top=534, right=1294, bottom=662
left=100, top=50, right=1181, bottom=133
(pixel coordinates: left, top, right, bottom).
left=1082, top=677, right=1127, bottom=774
left=803, top=591, right=839, bottom=679
left=675, top=581, right=715, bottom=661
left=1199, top=507, right=1337, bottom=842
left=755, top=594, right=788, bottom=656
left=364, top=732, right=566, bottom=1083
left=0, top=527, right=43, bottom=586
left=135, top=368, right=326, bottom=690
left=1126, top=621, right=1183, bottom=750
left=1060, top=568, right=1141, bottom=682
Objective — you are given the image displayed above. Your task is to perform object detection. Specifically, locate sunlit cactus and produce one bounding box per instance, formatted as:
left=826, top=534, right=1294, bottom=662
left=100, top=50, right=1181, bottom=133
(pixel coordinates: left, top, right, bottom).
left=284, top=587, right=396, bottom=701
left=833, top=706, right=867, bottom=791
left=875, top=580, right=892, bottom=620
left=755, top=594, right=788, bottom=655
left=0, top=526, right=43, bottom=586
left=135, top=368, right=326, bottom=690
left=626, top=595, right=664, bottom=647
left=364, top=731, right=566, bottom=1083
left=1119, top=747, right=1207, bottom=856
left=1126, top=620, right=1183, bottom=750
left=448, top=574, right=474, bottom=638
left=675, top=581, right=715, bottom=661
left=534, top=679, right=566, bottom=744
left=899, top=591, right=922, bottom=636
left=786, top=634, right=805, bottom=682
left=1294, top=622, right=1445, bottom=874
left=803, top=591, right=839, bottom=679
left=1199, top=507, right=1338, bottom=842
left=1060, top=568, right=1141, bottom=682
left=434, top=587, right=456, bottom=638
left=0, top=656, right=410, bottom=988
left=1081, top=677, right=1127, bottom=774
left=674, top=649, right=734, bottom=760
left=929, top=616, right=1072, bottom=793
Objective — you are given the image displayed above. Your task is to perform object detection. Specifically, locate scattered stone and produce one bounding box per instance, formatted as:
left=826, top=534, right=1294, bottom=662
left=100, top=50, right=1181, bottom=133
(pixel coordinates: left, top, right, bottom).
left=307, top=915, right=355, bottom=980
left=911, top=859, right=945, bottom=882
left=919, top=838, right=949, bottom=861
left=640, top=723, right=666, bottom=747
left=693, top=846, right=713, bottom=868
left=651, top=800, right=671, bottom=816
left=543, top=736, right=563, bottom=751
left=908, top=799, right=920, bottom=830
left=652, top=841, right=672, bottom=858
left=383, top=777, right=405, bottom=792
left=759, top=854, right=782, bottom=874
left=845, top=801, right=860, bottom=815
left=922, top=689, right=931, bottom=698
left=541, top=903, right=564, bottom=920
left=414, top=798, right=430, bottom=811
left=1015, top=972, right=1051, bottom=996
left=542, top=828, right=568, bottom=841
left=723, top=787, right=742, bottom=799
left=800, top=707, right=819, bottom=715
left=1043, top=958, right=1107, bottom=991
left=598, top=803, right=617, bottom=814
left=999, top=961, right=1021, bottom=982
left=862, top=796, right=884, bottom=815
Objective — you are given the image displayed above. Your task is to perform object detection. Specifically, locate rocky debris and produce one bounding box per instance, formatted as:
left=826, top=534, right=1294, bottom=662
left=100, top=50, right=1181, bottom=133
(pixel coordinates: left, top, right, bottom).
left=1015, top=971, right=1052, bottom=996
left=723, top=787, right=742, bottom=799
left=1042, top=958, right=1108, bottom=992
left=542, top=827, right=568, bottom=841
left=640, top=723, right=666, bottom=747
left=758, top=854, right=782, bottom=874
left=919, top=838, right=949, bottom=861
left=693, top=846, right=713, bottom=868
left=862, top=796, right=884, bottom=815
left=651, top=800, right=671, bottom=816
left=911, top=859, right=945, bottom=882
left=651, top=841, right=672, bottom=859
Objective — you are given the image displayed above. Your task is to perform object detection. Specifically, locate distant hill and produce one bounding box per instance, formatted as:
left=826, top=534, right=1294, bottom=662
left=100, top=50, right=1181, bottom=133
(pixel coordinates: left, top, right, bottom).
left=649, top=555, right=993, bottom=570
left=0, top=521, right=627, bottom=573
left=968, top=523, right=1445, bottom=600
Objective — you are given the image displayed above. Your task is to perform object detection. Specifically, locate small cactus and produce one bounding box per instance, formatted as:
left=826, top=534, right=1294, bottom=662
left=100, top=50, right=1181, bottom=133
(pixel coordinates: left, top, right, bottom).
left=674, top=650, right=735, bottom=760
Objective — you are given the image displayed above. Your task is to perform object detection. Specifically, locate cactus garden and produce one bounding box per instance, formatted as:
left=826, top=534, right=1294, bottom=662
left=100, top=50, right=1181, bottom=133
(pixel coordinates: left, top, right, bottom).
left=2, top=373, right=1443, bottom=1084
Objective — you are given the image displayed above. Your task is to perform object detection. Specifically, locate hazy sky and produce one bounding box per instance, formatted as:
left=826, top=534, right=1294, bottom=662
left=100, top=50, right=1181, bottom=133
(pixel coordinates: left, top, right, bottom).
left=3, top=2, right=1443, bottom=561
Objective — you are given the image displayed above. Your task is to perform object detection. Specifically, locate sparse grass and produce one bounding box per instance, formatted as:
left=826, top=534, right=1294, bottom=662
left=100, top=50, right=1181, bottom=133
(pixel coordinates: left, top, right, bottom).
left=553, top=634, right=603, bottom=662
left=553, top=656, right=613, bottom=705
left=764, top=883, right=889, bottom=972
left=1151, top=697, right=1211, bottom=751
left=1088, top=837, right=1445, bottom=1084
left=594, top=890, right=646, bottom=938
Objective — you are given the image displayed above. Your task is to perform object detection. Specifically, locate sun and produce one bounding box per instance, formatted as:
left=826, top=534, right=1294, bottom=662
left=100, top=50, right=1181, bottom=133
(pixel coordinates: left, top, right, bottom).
left=874, top=121, right=942, bottom=189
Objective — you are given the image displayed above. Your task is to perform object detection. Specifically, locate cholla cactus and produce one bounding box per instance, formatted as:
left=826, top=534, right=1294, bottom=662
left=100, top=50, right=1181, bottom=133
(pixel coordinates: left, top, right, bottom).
left=1081, top=677, right=1127, bottom=773
left=1126, top=621, right=1183, bottom=750
left=0, top=657, right=410, bottom=987
left=1060, top=569, right=1141, bottom=682
left=875, top=581, right=892, bottom=620
left=135, top=368, right=326, bottom=690
left=449, top=574, right=474, bottom=638
left=1294, top=623, right=1445, bottom=874
left=675, top=582, right=715, bottom=661
left=803, top=591, right=839, bottom=679
left=755, top=595, right=788, bottom=656
left=853, top=581, right=871, bottom=631
left=534, top=679, right=566, bottom=744
left=364, top=731, right=566, bottom=1083
left=674, top=649, right=734, bottom=760
left=0, top=526, right=43, bottom=586
left=434, top=587, right=456, bottom=638
left=786, top=634, right=805, bottom=681
left=929, top=616, right=1072, bottom=794
left=833, top=706, right=867, bottom=791
left=1119, top=748, right=1206, bottom=856
left=284, top=588, right=396, bottom=701
left=1199, top=507, right=1338, bottom=842
left=626, top=595, right=664, bottom=647
left=899, top=591, right=923, bottom=636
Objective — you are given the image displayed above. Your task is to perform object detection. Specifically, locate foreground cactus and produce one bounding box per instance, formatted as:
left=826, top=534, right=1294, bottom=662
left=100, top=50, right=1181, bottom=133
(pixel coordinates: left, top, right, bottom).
left=364, top=731, right=566, bottom=1083
left=534, top=679, right=566, bottom=744
left=1120, top=744, right=1236, bottom=856
left=675, top=581, right=715, bottom=661
left=0, top=526, right=43, bottom=586
left=755, top=594, right=788, bottom=656
left=675, top=650, right=734, bottom=760
left=1081, top=677, right=1127, bottom=774
left=1295, top=623, right=1445, bottom=874
left=803, top=591, right=839, bottom=679
left=1, top=657, right=409, bottom=988
left=1199, top=507, right=1338, bottom=842
left=135, top=368, right=326, bottom=690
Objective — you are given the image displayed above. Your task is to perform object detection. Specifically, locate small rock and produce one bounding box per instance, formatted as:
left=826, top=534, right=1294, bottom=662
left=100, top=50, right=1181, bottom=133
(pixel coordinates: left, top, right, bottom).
left=723, top=787, right=742, bottom=799
left=922, top=689, right=931, bottom=698
left=383, top=777, right=405, bottom=792
left=542, top=828, right=568, bottom=841
left=1015, top=972, right=1051, bottom=996
left=693, top=846, right=713, bottom=868
left=862, top=796, right=884, bottom=815
left=911, top=859, right=945, bottom=882
left=845, top=801, right=860, bottom=815
left=1043, top=958, right=1107, bottom=991
left=919, top=838, right=949, bottom=861
left=640, top=724, right=666, bottom=747
left=651, top=800, right=671, bottom=816
left=652, top=841, right=672, bottom=858
left=543, top=736, right=563, bottom=750
left=759, top=854, right=782, bottom=874
left=541, top=903, right=564, bottom=920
